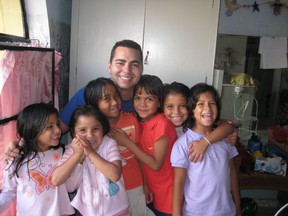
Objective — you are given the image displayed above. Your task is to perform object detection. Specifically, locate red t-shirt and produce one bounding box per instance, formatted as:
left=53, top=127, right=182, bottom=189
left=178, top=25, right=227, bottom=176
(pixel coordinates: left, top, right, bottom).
left=140, top=113, right=177, bottom=214
left=114, top=112, right=143, bottom=190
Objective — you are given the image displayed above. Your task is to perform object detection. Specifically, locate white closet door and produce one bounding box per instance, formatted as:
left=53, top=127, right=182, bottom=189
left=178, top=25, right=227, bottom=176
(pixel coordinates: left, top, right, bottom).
left=143, top=0, right=220, bottom=87
left=69, top=0, right=145, bottom=96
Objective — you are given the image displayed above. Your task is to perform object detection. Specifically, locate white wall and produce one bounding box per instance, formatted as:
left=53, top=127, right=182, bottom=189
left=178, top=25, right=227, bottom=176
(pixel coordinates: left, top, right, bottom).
left=218, top=0, right=288, bottom=36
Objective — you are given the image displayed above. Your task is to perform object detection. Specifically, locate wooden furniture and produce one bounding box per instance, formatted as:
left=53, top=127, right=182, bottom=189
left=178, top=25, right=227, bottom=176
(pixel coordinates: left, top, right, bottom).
left=238, top=170, right=288, bottom=205
left=239, top=171, right=288, bottom=191
left=236, top=139, right=288, bottom=206
left=235, top=143, right=288, bottom=192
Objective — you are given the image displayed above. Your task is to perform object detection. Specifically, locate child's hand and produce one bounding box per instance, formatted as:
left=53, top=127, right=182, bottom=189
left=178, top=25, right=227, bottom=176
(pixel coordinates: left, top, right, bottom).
left=143, top=183, right=153, bottom=204
left=108, top=128, right=130, bottom=147
left=77, top=136, right=94, bottom=157
left=4, top=139, right=24, bottom=162
left=225, top=120, right=239, bottom=146
left=226, top=130, right=238, bottom=146
left=187, top=138, right=209, bottom=162
left=71, top=137, right=84, bottom=155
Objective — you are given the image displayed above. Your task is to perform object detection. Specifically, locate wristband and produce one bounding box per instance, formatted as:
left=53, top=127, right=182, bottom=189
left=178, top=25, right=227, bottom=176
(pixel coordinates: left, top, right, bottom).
left=203, top=136, right=211, bottom=145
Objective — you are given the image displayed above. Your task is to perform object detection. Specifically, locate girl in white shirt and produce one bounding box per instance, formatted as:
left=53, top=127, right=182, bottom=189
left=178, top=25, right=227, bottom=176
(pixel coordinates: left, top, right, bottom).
left=0, top=103, right=76, bottom=215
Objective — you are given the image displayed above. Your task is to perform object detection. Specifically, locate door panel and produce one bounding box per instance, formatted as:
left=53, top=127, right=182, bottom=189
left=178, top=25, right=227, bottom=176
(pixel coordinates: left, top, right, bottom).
left=143, top=0, right=220, bottom=87
left=70, top=0, right=145, bottom=95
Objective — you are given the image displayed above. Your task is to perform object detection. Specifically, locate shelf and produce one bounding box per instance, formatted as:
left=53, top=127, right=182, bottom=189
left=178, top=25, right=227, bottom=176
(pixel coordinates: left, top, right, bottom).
left=239, top=171, right=288, bottom=191
left=222, top=84, right=255, bottom=87
left=236, top=143, right=288, bottom=192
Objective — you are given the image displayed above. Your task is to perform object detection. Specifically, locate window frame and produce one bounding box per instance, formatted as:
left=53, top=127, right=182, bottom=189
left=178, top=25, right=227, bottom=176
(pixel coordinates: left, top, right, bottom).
left=0, top=0, right=30, bottom=42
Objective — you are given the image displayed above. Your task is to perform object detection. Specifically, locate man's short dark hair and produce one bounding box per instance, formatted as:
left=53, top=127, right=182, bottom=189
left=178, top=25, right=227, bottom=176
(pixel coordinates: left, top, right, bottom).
left=109, top=39, right=143, bottom=63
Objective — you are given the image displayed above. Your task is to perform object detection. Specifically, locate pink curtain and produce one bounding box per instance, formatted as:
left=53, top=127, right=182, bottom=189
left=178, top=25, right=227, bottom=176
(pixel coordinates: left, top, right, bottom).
left=0, top=49, right=61, bottom=215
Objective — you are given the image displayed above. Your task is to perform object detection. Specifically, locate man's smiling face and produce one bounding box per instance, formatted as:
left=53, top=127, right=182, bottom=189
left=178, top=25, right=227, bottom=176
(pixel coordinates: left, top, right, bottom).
left=108, top=46, right=143, bottom=94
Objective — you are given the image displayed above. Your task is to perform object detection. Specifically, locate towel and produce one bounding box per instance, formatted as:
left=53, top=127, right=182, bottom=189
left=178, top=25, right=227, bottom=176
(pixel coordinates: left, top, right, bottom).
left=259, top=37, right=288, bottom=69
left=259, top=37, right=287, bottom=54
left=260, top=53, right=288, bottom=69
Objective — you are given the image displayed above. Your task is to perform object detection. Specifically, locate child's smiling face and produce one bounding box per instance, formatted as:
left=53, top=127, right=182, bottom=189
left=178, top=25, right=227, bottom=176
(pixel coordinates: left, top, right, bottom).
left=74, top=115, right=104, bottom=149
left=163, top=93, right=188, bottom=127
left=98, top=84, right=122, bottom=119
left=133, top=88, right=159, bottom=121
left=192, top=92, right=218, bottom=131
left=37, top=114, right=61, bottom=152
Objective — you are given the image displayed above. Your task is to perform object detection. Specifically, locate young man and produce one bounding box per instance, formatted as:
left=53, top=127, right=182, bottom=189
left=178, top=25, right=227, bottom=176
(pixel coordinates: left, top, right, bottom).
left=59, top=39, right=144, bottom=133
left=5, top=39, right=237, bottom=162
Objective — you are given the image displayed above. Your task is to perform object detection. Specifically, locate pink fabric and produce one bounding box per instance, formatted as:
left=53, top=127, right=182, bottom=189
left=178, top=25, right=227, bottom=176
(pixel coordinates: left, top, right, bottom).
left=0, top=51, right=13, bottom=94
left=0, top=49, right=61, bottom=216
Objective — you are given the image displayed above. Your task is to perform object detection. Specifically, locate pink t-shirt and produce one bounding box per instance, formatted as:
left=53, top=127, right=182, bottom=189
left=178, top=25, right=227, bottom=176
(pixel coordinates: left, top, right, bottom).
left=60, top=135, right=130, bottom=216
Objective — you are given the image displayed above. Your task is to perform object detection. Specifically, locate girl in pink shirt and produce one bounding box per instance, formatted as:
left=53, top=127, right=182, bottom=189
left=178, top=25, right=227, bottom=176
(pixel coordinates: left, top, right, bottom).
left=84, top=77, right=155, bottom=216
left=52, top=105, right=130, bottom=216
left=0, top=103, right=75, bottom=215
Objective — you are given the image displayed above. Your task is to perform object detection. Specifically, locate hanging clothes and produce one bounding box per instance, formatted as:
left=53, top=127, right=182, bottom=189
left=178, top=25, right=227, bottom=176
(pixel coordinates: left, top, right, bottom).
left=0, top=48, right=61, bottom=215
left=258, top=37, right=288, bottom=69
